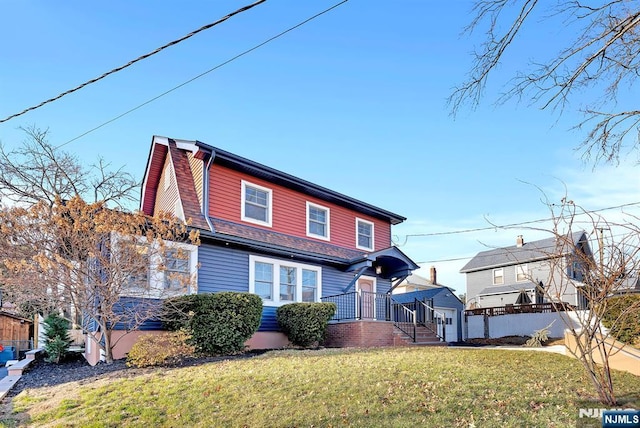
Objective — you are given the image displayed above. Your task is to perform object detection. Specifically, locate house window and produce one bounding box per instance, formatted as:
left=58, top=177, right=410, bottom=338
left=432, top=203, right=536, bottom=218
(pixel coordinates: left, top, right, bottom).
left=164, top=249, right=190, bottom=289
left=516, top=264, right=528, bottom=282
left=241, top=180, right=272, bottom=227
left=249, top=255, right=321, bottom=305
left=163, top=164, right=172, bottom=191
left=126, top=244, right=150, bottom=289
left=254, top=261, right=273, bottom=300
left=302, top=269, right=317, bottom=302
left=356, top=218, right=374, bottom=250
left=493, top=268, right=504, bottom=285
left=306, top=202, right=330, bottom=240
left=280, top=266, right=296, bottom=302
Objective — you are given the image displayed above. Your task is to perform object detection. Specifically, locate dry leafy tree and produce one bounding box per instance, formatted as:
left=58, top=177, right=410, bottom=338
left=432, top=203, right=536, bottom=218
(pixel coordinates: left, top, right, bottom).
left=0, top=125, right=138, bottom=208
left=515, top=197, right=640, bottom=405
left=450, top=1, right=640, bottom=165
left=0, top=197, right=200, bottom=363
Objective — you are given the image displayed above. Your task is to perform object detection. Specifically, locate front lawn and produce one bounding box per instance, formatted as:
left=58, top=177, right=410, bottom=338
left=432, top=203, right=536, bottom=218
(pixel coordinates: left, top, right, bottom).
left=5, top=347, right=640, bottom=427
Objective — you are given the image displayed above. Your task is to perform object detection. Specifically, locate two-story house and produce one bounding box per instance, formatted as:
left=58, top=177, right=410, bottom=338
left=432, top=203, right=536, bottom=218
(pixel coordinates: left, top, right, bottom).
left=139, top=136, right=420, bottom=349
left=460, top=233, right=592, bottom=309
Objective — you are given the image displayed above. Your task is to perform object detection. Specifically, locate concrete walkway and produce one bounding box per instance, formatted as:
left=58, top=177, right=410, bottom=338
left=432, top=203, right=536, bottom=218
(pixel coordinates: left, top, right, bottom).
left=449, top=344, right=568, bottom=355
left=0, top=349, right=42, bottom=401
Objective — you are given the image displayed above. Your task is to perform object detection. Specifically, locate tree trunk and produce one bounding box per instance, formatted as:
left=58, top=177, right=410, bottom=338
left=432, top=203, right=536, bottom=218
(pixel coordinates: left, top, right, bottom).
left=102, top=327, right=114, bottom=364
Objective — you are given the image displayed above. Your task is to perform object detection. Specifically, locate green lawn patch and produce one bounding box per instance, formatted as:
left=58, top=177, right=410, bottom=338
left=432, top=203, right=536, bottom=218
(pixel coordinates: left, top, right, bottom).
left=4, top=347, right=640, bottom=427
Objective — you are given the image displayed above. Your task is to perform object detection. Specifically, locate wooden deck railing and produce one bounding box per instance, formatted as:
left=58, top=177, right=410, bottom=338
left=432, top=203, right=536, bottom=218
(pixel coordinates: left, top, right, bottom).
left=464, top=302, right=575, bottom=319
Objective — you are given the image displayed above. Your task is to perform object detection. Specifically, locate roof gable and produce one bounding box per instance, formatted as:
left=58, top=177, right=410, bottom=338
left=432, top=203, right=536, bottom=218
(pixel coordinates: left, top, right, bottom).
left=140, top=136, right=210, bottom=230
left=460, top=231, right=590, bottom=273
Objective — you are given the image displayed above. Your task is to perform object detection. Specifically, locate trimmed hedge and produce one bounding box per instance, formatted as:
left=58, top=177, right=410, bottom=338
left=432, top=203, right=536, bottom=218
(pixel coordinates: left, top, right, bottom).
left=602, top=294, right=640, bottom=346
left=126, top=331, right=195, bottom=368
left=276, top=302, right=336, bottom=347
left=162, top=292, right=263, bottom=355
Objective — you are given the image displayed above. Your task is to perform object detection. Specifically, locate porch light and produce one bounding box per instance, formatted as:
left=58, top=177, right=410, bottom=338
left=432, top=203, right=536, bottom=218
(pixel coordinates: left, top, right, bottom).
left=375, top=265, right=382, bottom=275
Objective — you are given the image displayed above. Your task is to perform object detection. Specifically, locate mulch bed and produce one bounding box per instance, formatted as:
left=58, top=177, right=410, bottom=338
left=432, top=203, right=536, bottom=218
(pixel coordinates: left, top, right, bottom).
left=5, top=350, right=268, bottom=399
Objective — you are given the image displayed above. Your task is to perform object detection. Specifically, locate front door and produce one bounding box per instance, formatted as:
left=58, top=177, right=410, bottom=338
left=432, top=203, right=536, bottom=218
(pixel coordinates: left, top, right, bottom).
left=356, top=277, right=376, bottom=319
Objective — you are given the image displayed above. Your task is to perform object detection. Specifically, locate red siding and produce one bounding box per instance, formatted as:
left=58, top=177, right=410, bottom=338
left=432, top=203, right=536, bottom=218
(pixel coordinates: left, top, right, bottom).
left=209, top=165, right=391, bottom=252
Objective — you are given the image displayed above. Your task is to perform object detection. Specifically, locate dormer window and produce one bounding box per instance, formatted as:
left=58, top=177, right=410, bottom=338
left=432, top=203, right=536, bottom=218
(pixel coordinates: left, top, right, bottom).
left=306, top=202, right=330, bottom=240
left=241, top=180, right=272, bottom=227
left=356, top=218, right=374, bottom=251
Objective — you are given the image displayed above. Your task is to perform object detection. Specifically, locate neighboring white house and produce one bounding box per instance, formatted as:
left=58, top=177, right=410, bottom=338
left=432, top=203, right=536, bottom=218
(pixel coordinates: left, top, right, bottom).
left=391, top=268, right=441, bottom=294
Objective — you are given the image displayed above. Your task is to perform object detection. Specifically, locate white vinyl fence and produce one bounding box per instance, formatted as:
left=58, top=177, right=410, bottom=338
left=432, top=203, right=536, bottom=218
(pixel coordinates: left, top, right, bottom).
left=465, top=311, right=585, bottom=339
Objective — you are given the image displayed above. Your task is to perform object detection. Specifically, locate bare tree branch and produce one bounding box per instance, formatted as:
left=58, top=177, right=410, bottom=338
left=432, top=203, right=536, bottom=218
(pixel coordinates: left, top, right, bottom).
left=0, top=126, right=139, bottom=209
left=451, top=0, right=640, bottom=165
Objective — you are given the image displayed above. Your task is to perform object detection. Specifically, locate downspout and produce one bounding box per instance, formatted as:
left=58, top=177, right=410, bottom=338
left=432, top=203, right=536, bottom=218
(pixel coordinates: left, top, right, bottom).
left=202, top=152, right=215, bottom=232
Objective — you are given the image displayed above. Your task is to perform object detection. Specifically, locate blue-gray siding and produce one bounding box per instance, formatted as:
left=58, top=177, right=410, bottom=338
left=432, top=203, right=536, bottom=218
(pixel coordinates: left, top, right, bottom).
left=198, top=245, right=250, bottom=293
left=87, top=297, right=163, bottom=332
left=197, top=243, right=391, bottom=331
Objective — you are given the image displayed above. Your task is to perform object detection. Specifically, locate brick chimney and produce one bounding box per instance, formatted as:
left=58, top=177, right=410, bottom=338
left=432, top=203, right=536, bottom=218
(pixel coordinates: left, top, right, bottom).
left=430, top=266, right=437, bottom=284
left=516, top=235, right=524, bottom=247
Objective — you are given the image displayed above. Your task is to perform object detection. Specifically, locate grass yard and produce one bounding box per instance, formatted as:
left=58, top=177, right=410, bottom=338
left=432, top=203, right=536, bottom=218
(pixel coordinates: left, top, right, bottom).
left=3, top=347, right=640, bottom=427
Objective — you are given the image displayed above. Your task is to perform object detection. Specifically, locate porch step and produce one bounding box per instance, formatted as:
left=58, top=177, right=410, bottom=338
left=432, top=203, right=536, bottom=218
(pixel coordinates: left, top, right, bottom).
left=393, top=326, right=447, bottom=347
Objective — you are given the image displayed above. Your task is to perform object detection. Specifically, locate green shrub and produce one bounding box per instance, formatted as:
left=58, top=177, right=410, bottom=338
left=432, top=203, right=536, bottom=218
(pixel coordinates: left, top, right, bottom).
left=602, top=294, right=640, bottom=346
left=276, top=302, right=336, bottom=347
left=161, top=294, right=200, bottom=331
left=162, top=292, right=263, bottom=355
left=126, top=331, right=195, bottom=368
left=42, top=313, right=72, bottom=364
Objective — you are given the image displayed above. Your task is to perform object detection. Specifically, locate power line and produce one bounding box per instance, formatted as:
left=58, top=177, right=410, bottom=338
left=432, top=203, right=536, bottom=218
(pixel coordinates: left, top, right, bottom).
left=415, top=225, right=639, bottom=266
left=55, top=0, right=350, bottom=149
left=394, top=201, right=640, bottom=245
left=0, top=0, right=268, bottom=124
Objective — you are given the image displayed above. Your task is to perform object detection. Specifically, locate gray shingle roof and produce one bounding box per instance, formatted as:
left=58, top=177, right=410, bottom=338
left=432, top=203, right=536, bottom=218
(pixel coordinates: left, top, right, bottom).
left=460, top=231, right=588, bottom=273
left=478, top=284, right=536, bottom=296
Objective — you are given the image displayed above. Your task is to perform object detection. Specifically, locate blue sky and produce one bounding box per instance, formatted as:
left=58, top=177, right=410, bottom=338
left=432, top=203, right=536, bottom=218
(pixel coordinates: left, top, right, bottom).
left=1, top=1, right=639, bottom=294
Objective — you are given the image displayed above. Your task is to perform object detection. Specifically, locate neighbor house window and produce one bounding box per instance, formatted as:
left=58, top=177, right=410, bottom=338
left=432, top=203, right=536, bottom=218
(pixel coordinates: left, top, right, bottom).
left=356, top=218, right=374, bottom=250
left=164, top=249, right=190, bottom=289
left=516, top=264, right=528, bottom=282
left=493, top=268, right=504, bottom=285
left=306, top=202, right=330, bottom=240
left=241, top=180, right=272, bottom=227
left=249, top=255, right=321, bottom=305
left=570, top=261, right=581, bottom=279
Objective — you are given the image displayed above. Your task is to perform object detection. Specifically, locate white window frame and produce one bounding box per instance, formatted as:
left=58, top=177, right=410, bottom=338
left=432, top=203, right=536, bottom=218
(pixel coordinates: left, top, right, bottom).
left=113, top=233, right=198, bottom=299
left=241, top=180, right=273, bottom=227
left=355, top=218, right=375, bottom=251
left=306, top=201, right=330, bottom=240
left=493, top=268, right=504, bottom=285
left=516, top=264, right=528, bottom=282
left=249, top=255, right=322, bottom=306
left=164, top=248, right=191, bottom=290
